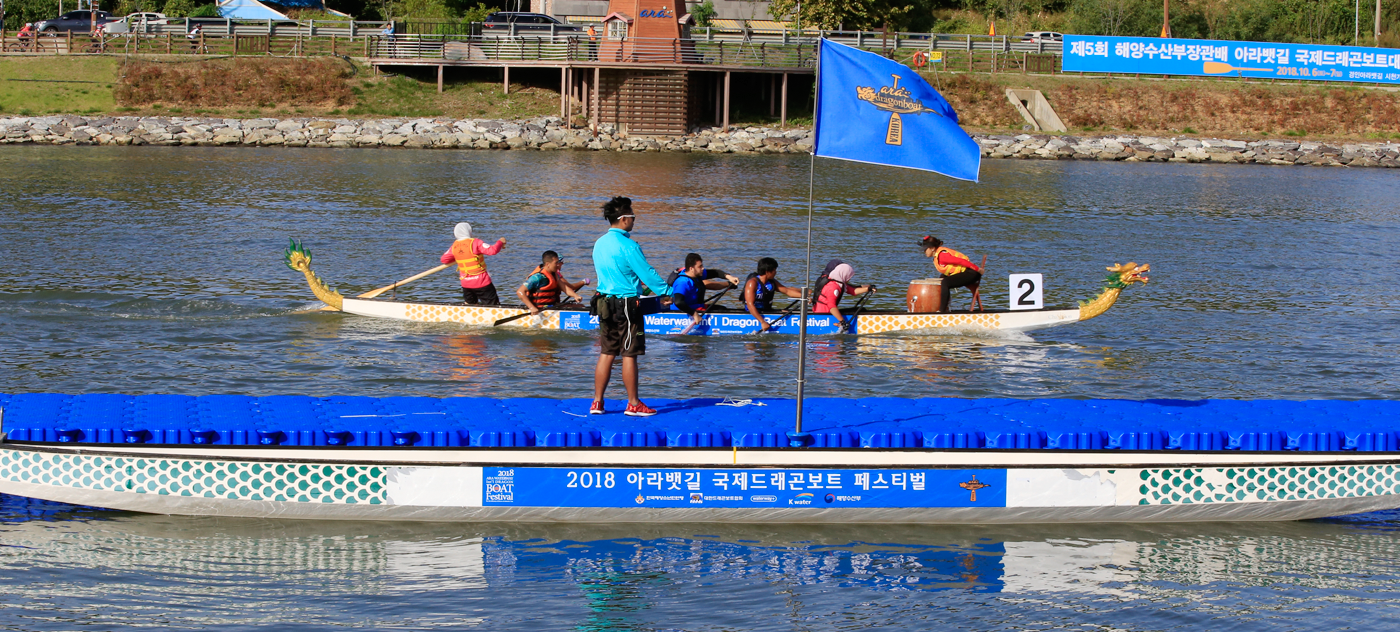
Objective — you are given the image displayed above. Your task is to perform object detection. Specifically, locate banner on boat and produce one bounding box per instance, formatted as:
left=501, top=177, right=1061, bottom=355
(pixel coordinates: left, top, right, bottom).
left=813, top=39, right=982, bottom=182
left=482, top=467, right=1006, bottom=508
left=559, top=311, right=850, bottom=335
left=1062, top=35, right=1400, bottom=85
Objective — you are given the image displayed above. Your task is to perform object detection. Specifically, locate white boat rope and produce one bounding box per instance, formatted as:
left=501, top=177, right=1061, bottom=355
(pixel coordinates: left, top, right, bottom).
left=717, top=397, right=765, bottom=407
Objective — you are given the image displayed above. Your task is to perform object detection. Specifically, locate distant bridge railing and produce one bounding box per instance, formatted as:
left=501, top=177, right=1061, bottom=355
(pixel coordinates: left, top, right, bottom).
left=372, top=35, right=819, bottom=69
left=0, top=27, right=1061, bottom=75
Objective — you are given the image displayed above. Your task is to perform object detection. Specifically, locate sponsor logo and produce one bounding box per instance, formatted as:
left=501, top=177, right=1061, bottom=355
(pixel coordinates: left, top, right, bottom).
left=789, top=492, right=815, bottom=506
left=750, top=495, right=777, bottom=503
left=690, top=493, right=703, bottom=504
left=635, top=494, right=645, bottom=504
left=855, top=74, right=943, bottom=146
left=824, top=493, right=835, bottom=504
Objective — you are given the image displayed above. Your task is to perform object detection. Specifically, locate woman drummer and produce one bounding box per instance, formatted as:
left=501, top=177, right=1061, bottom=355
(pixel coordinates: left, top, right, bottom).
left=921, top=236, right=982, bottom=312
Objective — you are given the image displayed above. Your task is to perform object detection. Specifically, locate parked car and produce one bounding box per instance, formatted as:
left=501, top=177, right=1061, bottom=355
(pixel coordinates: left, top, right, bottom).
left=102, top=12, right=168, bottom=34
left=482, top=12, right=582, bottom=34
left=1022, top=31, right=1063, bottom=43
left=36, top=10, right=116, bottom=33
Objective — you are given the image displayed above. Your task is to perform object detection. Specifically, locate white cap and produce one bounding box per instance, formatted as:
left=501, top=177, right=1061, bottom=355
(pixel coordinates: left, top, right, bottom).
left=454, top=222, right=472, bottom=240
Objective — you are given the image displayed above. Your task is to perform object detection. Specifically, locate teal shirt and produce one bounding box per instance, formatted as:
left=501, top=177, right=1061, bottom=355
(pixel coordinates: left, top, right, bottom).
left=592, top=228, right=670, bottom=298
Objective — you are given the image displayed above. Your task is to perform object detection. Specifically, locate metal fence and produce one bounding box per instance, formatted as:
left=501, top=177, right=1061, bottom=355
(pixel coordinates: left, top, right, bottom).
left=0, top=23, right=1061, bottom=75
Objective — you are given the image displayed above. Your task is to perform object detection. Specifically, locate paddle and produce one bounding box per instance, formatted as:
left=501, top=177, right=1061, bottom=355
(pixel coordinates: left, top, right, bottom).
left=492, top=299, right=578, bottom=327
left=318, top=264, right=450, bottom=311
left=841, top=287, right=876, bottom=334
left=678, top=284, right=734, bottom=336
left=360, top=264, right=450, bottom=299
left=761, top=299, right=801, bottom=332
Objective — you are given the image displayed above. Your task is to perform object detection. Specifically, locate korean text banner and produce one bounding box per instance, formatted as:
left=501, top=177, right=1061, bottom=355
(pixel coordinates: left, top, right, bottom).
left=1062, top=35, right=1400, bottom=85
left=814, top=39, right=981, bottom=182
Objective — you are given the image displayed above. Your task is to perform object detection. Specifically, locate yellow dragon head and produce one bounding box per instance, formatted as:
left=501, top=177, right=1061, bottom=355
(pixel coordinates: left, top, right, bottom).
left=1105, top=262, right=1150, bottom=288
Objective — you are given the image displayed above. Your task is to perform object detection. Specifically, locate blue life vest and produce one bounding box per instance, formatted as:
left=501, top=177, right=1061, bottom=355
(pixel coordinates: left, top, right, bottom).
left=747, top=272, right=775, bottom=311
left=668, top=270, right=704, bottom=311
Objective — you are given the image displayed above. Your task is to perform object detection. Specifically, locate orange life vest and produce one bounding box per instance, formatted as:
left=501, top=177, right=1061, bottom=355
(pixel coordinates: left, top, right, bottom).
left=450, top=239, right=487, bottom=280
left=933, top=246, right=971, bottom=276
left=525, top=265, right=561, bottom=308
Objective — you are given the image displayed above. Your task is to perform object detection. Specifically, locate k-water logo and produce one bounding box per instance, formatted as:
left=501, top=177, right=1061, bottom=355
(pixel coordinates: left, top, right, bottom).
left=789, top=492, right=815, bottom=506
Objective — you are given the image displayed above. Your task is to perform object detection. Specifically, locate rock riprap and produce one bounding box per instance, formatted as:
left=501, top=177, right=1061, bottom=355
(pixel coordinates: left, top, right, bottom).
left=3, top=115, right=1396, bottom=167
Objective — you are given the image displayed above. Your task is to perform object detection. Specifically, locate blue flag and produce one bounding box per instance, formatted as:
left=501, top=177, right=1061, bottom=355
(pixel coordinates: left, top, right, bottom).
left=814, top=39, right=982, bottom=182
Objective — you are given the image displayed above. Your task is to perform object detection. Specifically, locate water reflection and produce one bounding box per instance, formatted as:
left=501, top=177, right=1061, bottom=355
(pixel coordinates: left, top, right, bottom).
left=4, top=495, right=1400, bottom=631
left=2, top=148, right=1399, bottom=400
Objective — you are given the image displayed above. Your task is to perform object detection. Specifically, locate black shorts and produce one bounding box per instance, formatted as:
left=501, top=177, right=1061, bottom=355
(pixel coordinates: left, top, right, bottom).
left=598, top=307, right=645, bottom=357
left=462, top=284, right=500, bottom=305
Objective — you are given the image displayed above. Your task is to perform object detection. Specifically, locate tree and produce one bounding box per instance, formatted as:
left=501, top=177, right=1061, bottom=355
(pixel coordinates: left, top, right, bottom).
left=689, top=0, right=716, bottom=27
left=768, top=0, right=922, bottom=31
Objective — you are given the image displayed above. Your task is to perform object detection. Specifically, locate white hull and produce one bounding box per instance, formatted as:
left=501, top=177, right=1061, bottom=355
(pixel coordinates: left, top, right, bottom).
left=5, top=443, right=1398, bottom=524
left=338, top=297, right=1085, bottom=334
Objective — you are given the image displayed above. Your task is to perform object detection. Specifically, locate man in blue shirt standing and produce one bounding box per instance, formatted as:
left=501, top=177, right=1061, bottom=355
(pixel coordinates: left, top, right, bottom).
left=591, top=196, right=671, bottom=417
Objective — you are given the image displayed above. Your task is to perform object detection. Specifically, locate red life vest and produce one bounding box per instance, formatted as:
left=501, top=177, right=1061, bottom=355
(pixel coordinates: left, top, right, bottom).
left=450, top=239, right=487, bottom=281
left=525, top=265, right=561, bottom=308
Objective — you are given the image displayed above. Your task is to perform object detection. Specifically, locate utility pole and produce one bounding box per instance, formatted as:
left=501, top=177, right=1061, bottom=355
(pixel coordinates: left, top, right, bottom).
left=1161, top=0, right=1172, bottom=37
left=1356, top=0, right=1360, bottom=44
left=1377, top=0, right=1383, bottom=45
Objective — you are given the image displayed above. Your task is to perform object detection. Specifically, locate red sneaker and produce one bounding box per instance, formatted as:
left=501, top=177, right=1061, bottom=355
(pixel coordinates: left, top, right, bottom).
left=589, top=400, right=606, bottom=415
left=624, top=401, right=657, bottom=417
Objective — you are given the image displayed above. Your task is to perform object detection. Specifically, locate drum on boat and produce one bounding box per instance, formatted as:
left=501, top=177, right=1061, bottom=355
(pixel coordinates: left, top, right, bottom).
left=906, top=278, right=943, bottom=313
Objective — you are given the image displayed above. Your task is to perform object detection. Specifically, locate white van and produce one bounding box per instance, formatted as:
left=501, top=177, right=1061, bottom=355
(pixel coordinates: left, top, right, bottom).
left=102, top=12, right=167, bottom=34
left=1022, top=31, right=1064, bottom=43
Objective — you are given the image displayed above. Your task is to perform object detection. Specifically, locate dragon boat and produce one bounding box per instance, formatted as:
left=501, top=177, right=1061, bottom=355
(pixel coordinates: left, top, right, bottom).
left=2, top=394, right=1399, bottom=523
left=284, top=241, right=1150, bottom=335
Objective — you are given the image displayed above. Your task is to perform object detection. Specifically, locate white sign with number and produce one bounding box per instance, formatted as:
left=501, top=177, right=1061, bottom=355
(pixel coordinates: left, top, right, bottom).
left=1009, top=274, right=1043, bottom=310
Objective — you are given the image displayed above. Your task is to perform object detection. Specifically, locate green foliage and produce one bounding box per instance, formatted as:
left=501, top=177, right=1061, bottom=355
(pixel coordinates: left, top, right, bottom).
left=768, top=0, right=919, bottom=30
left=160, top=0, right=198, bottom=18
left=455, top=1, right=492, bottom=23
left=4, top=0, right=61, bottom=30
left=188, top=4, right=219, bottom=17
left=689, top=0, right=716, bottom=27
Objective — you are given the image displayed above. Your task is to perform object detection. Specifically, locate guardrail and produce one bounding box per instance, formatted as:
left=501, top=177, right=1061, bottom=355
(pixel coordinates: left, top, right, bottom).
left=372, top=35, right=818, bottom=69
left=0, top=27, right=1060, bottom=75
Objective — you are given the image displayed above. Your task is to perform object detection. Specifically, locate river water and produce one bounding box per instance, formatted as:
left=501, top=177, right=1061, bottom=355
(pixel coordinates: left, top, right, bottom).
left=1, top=146, right=1399, bottom=629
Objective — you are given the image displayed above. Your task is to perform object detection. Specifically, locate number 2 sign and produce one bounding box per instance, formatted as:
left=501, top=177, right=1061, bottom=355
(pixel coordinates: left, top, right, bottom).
left=1008, top=274, right=1043, bottom=310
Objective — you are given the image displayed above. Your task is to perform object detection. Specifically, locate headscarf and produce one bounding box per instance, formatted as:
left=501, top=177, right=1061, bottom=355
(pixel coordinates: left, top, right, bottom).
left=829, top=263, right=854, bottom=285
left=454, top=222, right=472, bottom=240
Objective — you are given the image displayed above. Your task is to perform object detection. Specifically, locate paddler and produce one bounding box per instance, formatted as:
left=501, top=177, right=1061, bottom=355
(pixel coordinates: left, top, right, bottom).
left=920, top=235, right=982, bottom=313
left=591, top=196, right=670, bottom=417
left=441, top=222, right=506, bottom=305
left=667, top=253, right=740, bottom=323
left=742, top=257, right=804, bottom=333
left=812, top=259, right=875, bottom=326
left=516, top=250, right=589, bottom=314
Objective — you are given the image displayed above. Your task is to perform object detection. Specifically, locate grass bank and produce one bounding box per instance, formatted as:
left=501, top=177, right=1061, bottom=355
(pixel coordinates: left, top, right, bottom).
left=936, top=71, right=1400, bottom=140
left=0, top=57, right=119, bottom=116
left=4, top=56, right=1400, bottom=142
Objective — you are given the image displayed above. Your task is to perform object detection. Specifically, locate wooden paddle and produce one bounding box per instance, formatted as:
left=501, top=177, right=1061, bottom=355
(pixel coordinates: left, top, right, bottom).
left=319, top=264, right=450, bottom=311
left=361, top=264, right=450, bottom=299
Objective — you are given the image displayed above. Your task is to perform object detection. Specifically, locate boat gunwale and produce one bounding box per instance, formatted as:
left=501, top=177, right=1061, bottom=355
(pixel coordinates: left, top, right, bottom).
left=6, top=440, right=1398, bottom=470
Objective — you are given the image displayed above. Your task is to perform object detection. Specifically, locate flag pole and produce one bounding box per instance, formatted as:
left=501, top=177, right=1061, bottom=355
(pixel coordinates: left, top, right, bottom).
left=789, top=39, right=822, bottom=448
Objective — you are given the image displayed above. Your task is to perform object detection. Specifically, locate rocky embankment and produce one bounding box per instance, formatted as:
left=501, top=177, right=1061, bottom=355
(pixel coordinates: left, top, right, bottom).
left=4, top=114, right=1400, bottom=167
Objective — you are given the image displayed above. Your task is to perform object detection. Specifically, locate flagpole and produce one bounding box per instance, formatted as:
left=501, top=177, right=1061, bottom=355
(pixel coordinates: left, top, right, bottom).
left=789, top=39, right=821, bottom=448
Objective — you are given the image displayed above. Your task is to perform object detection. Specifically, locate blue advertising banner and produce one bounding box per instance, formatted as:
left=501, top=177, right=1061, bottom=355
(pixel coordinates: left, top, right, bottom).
left=482, top=467, right=1007, bottom=509
left=558, top=311, right=848, bottom=335
left=1062, top=35, right=1400, bottom=85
